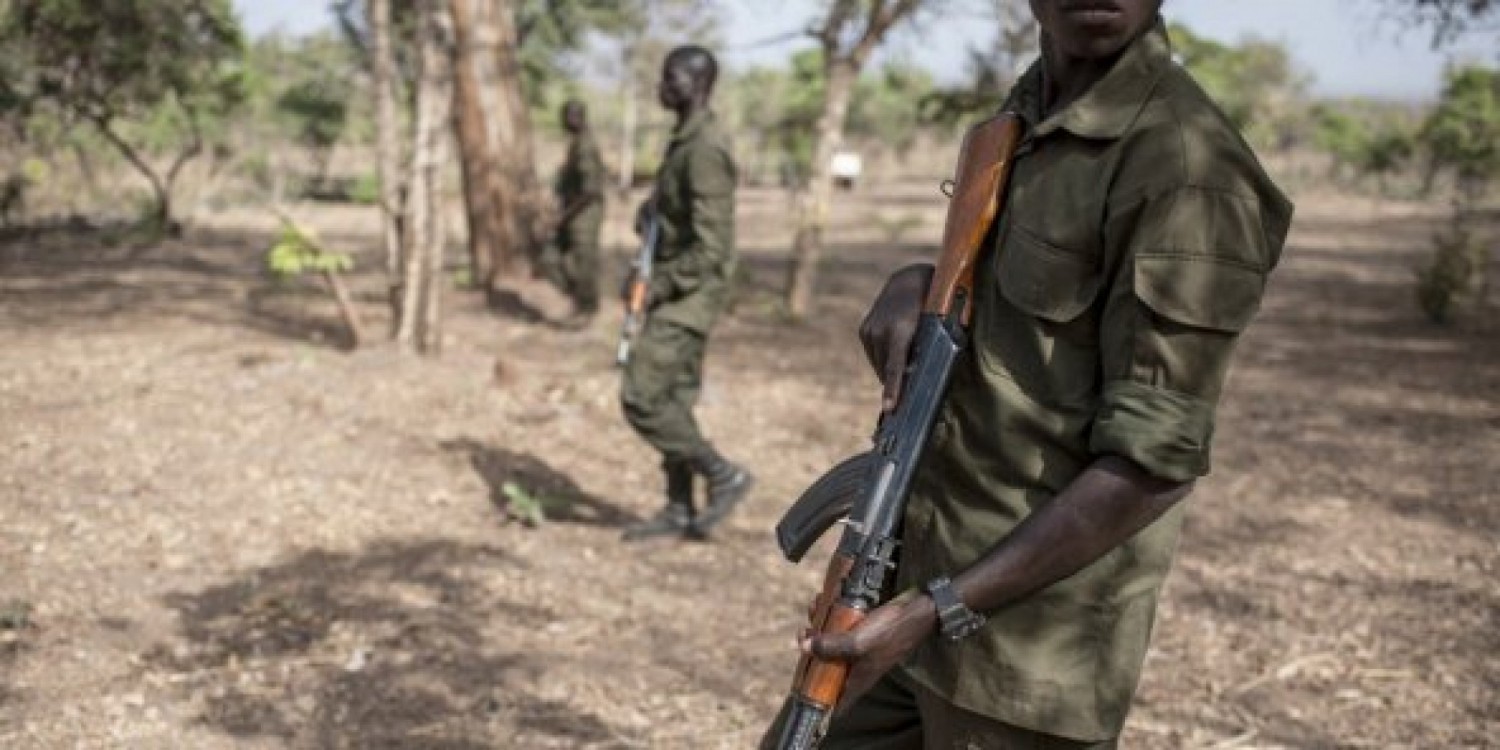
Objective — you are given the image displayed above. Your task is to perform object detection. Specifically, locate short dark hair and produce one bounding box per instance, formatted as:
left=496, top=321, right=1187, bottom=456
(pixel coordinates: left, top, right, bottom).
left=665, top=45, right=718, bottom=93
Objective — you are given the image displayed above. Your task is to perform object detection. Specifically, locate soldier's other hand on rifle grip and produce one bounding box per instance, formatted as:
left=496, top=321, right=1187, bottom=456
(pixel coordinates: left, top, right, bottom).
left=859, top=262, right=934, bottom=413
left=620, top=269, right=639, bottom=304
left=634, top=200, right=653, bottom=238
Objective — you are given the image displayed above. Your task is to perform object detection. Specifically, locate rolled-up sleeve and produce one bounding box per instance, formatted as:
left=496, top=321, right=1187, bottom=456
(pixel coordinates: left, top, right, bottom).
left=1091, top=185, right=1286, bottom=482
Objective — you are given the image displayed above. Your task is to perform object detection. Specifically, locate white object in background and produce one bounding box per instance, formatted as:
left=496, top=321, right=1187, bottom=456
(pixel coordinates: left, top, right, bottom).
left=831, top=151, right=863, bottom=179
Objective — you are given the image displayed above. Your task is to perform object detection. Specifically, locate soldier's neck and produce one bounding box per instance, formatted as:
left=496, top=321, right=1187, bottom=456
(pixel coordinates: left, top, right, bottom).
left=672, top=98, right=710, bottom=129
left=1038, top=39, right=1119, bottom=117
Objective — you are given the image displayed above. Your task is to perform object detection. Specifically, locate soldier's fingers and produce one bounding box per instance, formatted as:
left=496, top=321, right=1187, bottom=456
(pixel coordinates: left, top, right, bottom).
left=882, top=317, right=919, bottom=410
left=859, top=312, right=881, bottom=379
left=882, top=353, right=906, bottom=412
left=805, top=632, right=860, bottom=662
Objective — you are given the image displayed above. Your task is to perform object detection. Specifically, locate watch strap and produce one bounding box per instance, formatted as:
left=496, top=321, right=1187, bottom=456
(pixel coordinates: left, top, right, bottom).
left=924, top=576, right=987, bottom=641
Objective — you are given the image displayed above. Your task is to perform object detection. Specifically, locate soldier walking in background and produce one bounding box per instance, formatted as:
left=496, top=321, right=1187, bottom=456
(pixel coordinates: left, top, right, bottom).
left=620, top=45, right=754, bottom=542
left=545, top=99, right=605, bottom=328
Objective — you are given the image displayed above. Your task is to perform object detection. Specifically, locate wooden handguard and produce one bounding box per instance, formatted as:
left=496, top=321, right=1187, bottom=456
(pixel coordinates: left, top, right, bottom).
left=626, top=278, right=649, bottom=316
left=790, top=554, right=863, bottom=706
left=923, top=115, right=1023, bottom=321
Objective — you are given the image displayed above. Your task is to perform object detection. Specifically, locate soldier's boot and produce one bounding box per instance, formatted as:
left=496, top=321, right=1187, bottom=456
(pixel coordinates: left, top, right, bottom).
left=622, top=460, right=695, bottom=541
left=687, top=446, right=755, bottom=536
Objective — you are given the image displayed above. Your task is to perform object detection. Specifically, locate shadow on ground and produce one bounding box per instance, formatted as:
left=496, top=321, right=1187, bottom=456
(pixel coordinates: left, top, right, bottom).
left=0, top=225, right=400, bottom=351
left=441, top=438, right=638, bottom=529
left=144, top=538, right=626, bottom=749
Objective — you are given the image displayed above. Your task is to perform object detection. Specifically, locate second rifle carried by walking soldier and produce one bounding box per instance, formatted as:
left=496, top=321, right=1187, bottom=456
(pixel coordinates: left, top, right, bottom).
left=616, top=200, right=660, bottom=366
left=768, top=114, right=1022, bottom=750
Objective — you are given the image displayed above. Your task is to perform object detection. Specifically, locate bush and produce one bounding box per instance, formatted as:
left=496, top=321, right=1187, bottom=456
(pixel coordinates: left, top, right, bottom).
left=1416, top=218, right=1489, bottom=323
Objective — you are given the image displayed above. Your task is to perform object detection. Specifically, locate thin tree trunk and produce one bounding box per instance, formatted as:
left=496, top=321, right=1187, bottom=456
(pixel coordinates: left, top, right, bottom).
left=322, top=269, right=366, bottom=348
left=448, top=0, right=508, bottom=289
left=92, top=116, right=174, bottom=228
left=397, top=2, right=453, bottom=352
left=420, top=151, right=448, bottom=354
left=619, top=44, right=638, bottom=193
left=786, top=59, right=858, bottom=318
left=367, top=0, right=405, bottom=332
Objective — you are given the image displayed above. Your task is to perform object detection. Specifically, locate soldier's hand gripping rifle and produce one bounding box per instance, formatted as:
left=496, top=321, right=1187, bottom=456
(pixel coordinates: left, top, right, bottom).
left=616, top=203, right=661, bottom=366
left=769, top=114, right=1022, bottom=750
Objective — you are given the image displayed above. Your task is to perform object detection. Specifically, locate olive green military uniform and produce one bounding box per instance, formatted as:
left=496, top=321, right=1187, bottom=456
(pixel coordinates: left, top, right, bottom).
left=824, top=20, right=1293, bottom=747
left=549, top=129, right=606, bottom=314
left=622, top=110, right=738, bottom=461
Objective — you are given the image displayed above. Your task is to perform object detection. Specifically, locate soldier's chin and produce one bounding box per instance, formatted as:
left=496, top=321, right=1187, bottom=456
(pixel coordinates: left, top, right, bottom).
left=1055, top=30, right=1132, bottom=60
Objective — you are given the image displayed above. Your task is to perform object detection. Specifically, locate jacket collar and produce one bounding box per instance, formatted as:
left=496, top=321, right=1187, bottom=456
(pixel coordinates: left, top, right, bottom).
left=670, top=109, right=715, bottom=145
left=1007, top=17, right=1171, bottom=141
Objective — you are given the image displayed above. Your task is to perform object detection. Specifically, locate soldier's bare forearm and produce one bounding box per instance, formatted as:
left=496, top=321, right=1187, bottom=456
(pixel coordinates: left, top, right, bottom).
left=952, top=456, right=1192, bottom=614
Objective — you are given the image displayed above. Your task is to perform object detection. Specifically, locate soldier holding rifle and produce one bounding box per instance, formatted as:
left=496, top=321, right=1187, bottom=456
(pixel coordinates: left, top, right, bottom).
left=619, top=45, right=754, bottom=542
left=766, top=0, right=1293, bottom=747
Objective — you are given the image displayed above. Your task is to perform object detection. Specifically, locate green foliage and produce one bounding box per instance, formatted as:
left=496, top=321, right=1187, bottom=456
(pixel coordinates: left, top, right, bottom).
left=266, top=220, right=354, bottom=278
left=0, top=0, right=246, bottom=222
left=278, top=81, right=349, bottom=154
left=727, top=50, right=938, bottom=186
left=1420, top=65, right=1500, bottom=198
left=1416, top=218, right=1488, bottom=323
left=848, top=62, right=937, bottom=158
left=500, top=481, right=559, bottom=527
left=1, top=0, right=245, bottom=127
left=239, top=31, right=365, bottom=189
left=1169, top=22, right=1303, bottom=148
left=0, top=599, right=31, bottom=630
left=348, top=172, right=381, bottom=205
left=1311, top=102, right=1417, bottom=187
left=333, top=0, right=683, bottom=104
left=1383, top=0, right=1499, bottom=47
left=918, top=0, right=1036, bottom=130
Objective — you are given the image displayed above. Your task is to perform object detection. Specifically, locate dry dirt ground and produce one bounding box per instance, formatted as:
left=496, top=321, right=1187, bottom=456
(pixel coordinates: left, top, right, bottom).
left=1, top=182, right=1496, bottom=750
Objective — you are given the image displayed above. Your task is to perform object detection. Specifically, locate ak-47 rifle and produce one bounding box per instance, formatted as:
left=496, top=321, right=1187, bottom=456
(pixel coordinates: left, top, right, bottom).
left=769, top=114, right=1023, bottom=750
left=616, top=203, right=660, bottom=366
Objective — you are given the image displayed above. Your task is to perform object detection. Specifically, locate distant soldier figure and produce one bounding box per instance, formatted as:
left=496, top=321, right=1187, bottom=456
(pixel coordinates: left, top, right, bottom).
left=621, top=45, right=754, bottom=541
left=546, top=99, right=605, bottom=328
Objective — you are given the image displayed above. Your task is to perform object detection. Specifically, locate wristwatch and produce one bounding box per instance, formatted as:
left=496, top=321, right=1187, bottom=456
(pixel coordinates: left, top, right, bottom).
left=924, top=576, right=987, bottom=641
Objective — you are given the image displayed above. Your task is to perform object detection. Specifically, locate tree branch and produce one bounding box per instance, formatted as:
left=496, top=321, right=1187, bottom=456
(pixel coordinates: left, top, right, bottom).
left=89, top=113, right=166, bottom=199
left=851, top=0, right=923, bottom=66
left=163, top=110, right=205, bottom=191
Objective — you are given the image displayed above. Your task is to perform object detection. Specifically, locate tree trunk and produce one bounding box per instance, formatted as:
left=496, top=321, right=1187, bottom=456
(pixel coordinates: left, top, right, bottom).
left=421, top=155, right=448, bottom=354
left=396, top=1, right=453, bottom=353
left=475, top=0, right=543, bottom=274
left=367, top=0, right=405, bottom=331
left=448, top=0, right=507, bottom=289
left=322, top=268, right=366, bottom=349
left=618, top=44, right=638, bottom=193
left=92, top=116, right=177, bottom=230
left=785, top=58, right=859, bottom=318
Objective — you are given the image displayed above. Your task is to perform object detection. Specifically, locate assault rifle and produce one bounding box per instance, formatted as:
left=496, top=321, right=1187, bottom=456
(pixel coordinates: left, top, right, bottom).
left=769, top=114, right=1022, bottom=750
left=616, top=205, right=660, bottom=366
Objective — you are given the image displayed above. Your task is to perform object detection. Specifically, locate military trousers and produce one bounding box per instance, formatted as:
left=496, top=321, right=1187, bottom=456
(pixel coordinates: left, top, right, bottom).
left=759, top=669, right=1118, bottom=750
left=621, top=317, right=708, bottom=462
left=547, top=209, right=602, bottom=313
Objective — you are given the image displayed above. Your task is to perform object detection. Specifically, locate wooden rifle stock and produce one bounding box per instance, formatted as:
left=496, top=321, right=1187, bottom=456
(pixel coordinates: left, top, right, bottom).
left=925, top=116, right=1023, bottom=321
left=772, top=114, right=1021, bottom=750
left=615, top=210, right=659, bottom=366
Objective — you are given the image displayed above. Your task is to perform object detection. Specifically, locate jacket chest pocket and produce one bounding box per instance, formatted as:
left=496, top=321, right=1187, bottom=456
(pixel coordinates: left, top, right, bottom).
left=974, top=226, right=1105, bottom=408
